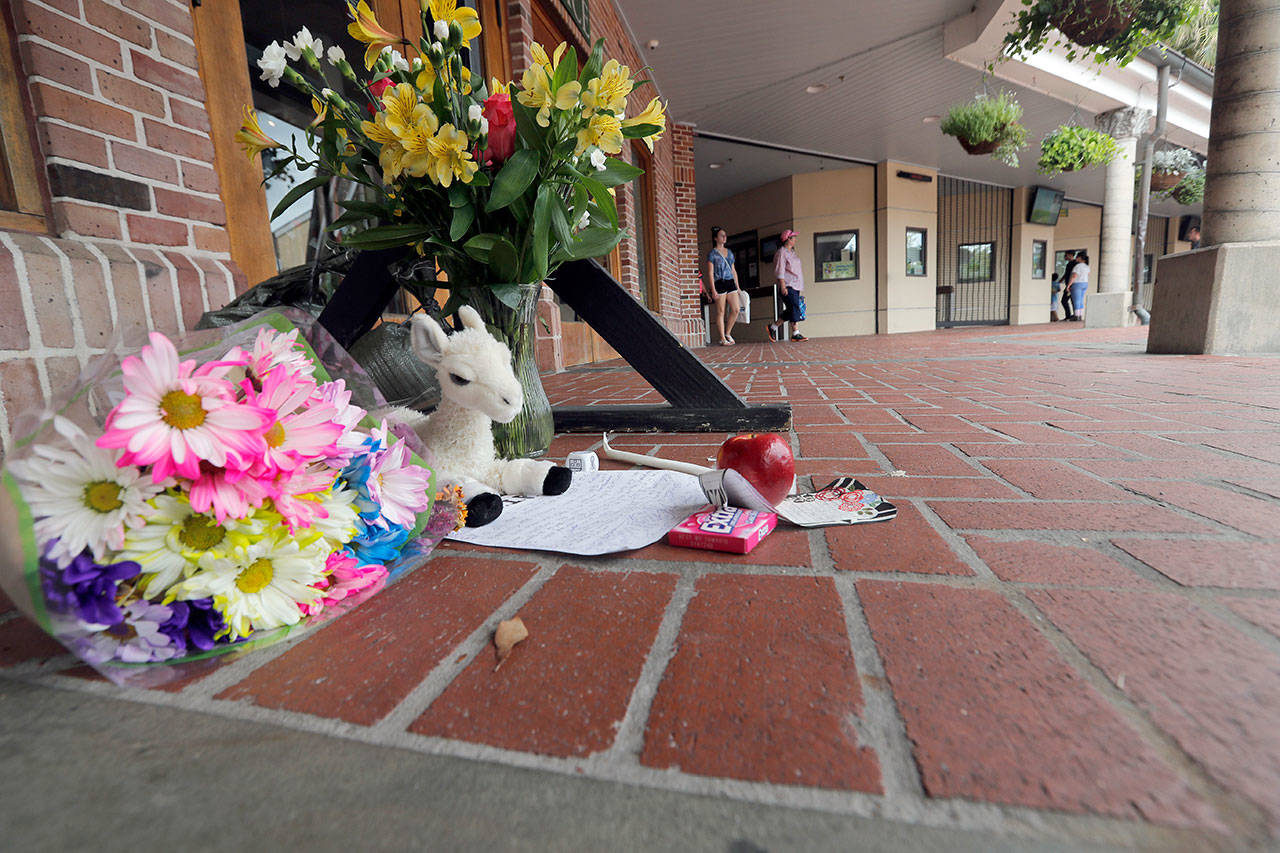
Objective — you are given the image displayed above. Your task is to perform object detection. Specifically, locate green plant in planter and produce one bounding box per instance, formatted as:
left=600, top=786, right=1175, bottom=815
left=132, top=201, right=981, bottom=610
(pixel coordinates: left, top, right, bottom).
left=1002, top=0, right=1198, bottom=66
left=939, top=91, right=1029, bottom=167
left=1170, top=167, right=1205, bottom=205
left=1038, top=125, right=1120, bottom=176
left=1151, top=147, right=1199, bottom=175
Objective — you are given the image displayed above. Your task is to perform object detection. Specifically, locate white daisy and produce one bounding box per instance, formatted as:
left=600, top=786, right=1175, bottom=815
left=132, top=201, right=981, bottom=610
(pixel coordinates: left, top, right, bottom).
left=312, top=486, right=360, bottom=548
left=9, top=417, right=165, bottom=567
left=175, top=533, right=329, bottom=640
left=116, top=493, right=266, bottom=599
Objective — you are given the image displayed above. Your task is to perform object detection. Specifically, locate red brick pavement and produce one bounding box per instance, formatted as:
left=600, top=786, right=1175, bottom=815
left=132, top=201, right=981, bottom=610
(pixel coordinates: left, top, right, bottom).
left=3, top=324, right=1277, bottom=843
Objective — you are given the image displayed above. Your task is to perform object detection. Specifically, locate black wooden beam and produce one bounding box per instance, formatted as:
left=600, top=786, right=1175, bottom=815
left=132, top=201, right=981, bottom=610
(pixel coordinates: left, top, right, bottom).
left=553, top=405, right=792, bottom=434
left=317, top=247, right=408, bottom=349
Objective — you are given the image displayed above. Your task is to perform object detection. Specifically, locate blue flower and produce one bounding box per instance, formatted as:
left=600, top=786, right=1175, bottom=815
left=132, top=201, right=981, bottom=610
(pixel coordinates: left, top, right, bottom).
left=348, top=521, right=410, bottom=564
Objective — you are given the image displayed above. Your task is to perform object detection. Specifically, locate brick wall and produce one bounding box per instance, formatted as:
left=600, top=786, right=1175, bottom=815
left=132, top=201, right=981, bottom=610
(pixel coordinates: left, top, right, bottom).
left=0, top=0, right=236, bottom=452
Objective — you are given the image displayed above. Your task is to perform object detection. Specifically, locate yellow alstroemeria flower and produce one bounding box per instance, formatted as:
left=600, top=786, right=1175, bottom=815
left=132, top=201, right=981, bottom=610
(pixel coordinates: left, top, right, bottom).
left=415, top=61, right=437, bottom=96
left=489, top=76, right=509, bottom=96
left=517, top=65, right=581, bottom=127
left=234, top=106, right=282, bottom=160
left=428, top=0, right=481, bottom=47
left=309, top=96, right=328, bottom=128
left=575, top=111, right=622, bottom=156
left=347, top=0, right=400, bottom=69
left=381, top=83, right=431, bottom=139
left=622, top=97, right=667, bottom=151
left=580, top=59, right=633, bottom=117
left=360, top=112, right=408, bottom=181
left=398, top=110, right=442, bottom=178
left=426, top=123, right=479, bottom=187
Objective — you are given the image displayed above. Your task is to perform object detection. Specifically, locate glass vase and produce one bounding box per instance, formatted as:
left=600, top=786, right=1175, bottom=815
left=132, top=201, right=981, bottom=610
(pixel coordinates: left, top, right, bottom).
left=465, top=282, right=553, bottom=459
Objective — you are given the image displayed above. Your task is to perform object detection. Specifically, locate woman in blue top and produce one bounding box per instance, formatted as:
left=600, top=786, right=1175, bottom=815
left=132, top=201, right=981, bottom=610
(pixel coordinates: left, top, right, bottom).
left=705, top=225, right=743, bottom=345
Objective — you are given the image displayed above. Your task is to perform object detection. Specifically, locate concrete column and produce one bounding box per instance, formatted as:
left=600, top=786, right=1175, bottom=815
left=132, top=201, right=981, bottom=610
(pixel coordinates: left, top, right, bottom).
left=1089, top=106, right=1150, bottom=327
left=1148, top=0, right=1280, bottom=354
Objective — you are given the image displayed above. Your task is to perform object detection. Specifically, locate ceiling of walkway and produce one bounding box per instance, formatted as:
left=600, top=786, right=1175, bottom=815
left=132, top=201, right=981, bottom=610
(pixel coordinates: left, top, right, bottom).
left=616, top=0, right=1191, bottom=218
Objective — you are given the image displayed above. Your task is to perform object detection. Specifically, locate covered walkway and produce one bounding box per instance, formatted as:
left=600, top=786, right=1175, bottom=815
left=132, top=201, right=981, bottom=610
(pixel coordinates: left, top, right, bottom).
left=2, top=325, right=1278, bottom=849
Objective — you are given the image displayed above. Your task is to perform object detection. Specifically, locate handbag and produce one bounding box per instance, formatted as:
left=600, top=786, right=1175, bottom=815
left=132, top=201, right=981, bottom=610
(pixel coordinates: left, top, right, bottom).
left=737, top=293, right=750, bottom=325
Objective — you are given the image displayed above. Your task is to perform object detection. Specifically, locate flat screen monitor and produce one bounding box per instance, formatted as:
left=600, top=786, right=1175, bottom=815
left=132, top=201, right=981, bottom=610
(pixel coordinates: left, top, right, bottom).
left=1027, top=186, right=1065, bottom=226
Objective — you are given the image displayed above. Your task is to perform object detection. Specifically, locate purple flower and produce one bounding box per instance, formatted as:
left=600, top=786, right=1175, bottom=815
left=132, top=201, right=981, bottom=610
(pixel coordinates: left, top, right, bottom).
left=174, top=597, right=231, bottom=652
left=75, top=600, right=180, bottom=664
left=40, top=546, right=140, bottom=627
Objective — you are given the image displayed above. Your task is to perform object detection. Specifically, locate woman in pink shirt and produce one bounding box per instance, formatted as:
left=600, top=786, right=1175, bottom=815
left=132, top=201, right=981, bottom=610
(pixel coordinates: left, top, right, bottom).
left=769, top=229, right=807, bottom=342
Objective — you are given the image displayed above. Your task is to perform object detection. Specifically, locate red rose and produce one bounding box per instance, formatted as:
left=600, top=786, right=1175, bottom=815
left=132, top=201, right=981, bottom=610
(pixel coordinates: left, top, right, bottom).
left=480, top=92, right=516, bottom=165
left=366, top=77, right=393, bottom=115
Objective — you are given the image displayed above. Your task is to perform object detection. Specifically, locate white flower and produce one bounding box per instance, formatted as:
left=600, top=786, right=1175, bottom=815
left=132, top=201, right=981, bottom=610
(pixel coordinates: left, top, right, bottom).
left=590, top=148, right=608, bottom=171
left=258, top=41, right=288, bottom=88
left=432, top=40, right=444, bottom=53
left=412, top=56, right=424, bottom=71
left=321, top=87, right=335, bottom=100
left=326, top=44, right=346, bottom=65
left=468, top=104, right=483, bottom=123
left=312, top=486, right=360, bottom=548
left=387, top=48, right=409, bottom=71
left=8, top=417, right=165, bottom=567
left=434, top=19, right=450, bottom=40
left=577, top=210, right=591, bottom=230
left=480, top=116, right=489, bottom=134
left=175, top=533, right=329, bottom=641
left=285, top=26, right=315, bottom=61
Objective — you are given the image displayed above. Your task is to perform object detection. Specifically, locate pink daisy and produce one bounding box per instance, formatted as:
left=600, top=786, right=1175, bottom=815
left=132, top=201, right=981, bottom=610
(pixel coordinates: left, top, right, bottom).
left=366, top=440, right=433, bottom=529
left=271, top=464, right=337, bottom=532
left=98, top=333, right=273, bottom=483
left=188, top=460, right=276, bottom=522
left=316, top=380, right=368, bottom=468
left=244, top=367, right=344, bottom=476
left=300, top=550, right=388, bottom=616
left=225, top=327, right=316, bottom=389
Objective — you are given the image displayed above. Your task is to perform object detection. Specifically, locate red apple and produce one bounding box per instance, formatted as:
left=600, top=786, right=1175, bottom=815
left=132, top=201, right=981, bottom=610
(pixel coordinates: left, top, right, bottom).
left=716, top=432, right=795, bottom=506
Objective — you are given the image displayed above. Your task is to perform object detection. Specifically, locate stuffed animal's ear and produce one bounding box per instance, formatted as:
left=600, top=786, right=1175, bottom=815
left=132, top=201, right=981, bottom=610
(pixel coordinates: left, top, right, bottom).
left=457, top=305, right=485, bottom=332
left=409, top=314, right=448, bottom=365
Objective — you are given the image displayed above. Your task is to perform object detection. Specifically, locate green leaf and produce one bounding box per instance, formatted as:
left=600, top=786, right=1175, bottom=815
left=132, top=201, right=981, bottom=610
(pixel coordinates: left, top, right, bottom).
left=270, top=175, right=329, bottom=221
left=469, top=171, right=491, bottom=187
left=580, top=175, right=617, bottom=228
left=527, top=184, right=553, bottom=284
left=463, top=232, right=501, bottom=263
left=511, top=95, right=544, bottom=149
left=488, top=282, right=524, bottom=309
left=486, top=149, right=540, bottom=212
left=450, top=204, right=475, bottom=241
left=448, top=183, right=470, bottom=208
left=551, top=45, right=578, bottom=91
left=488, top=236, right=520, bottom=282
left=565, top=224, right=624, bottom=261
left=622, top=123, right=661, bottom=139
left=337, top=199, right=387, bottom=216
left=593, top=157, right=644, bottom=188
left=578, top=38, right=605, bottom=86
left=340, top=223, right=431, bottom=251
left=549, top=192, right=574, bottom=248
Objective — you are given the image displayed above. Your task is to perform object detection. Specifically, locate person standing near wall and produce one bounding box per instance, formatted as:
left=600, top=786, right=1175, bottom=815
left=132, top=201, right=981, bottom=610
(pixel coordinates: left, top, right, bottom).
left=769, top=229, right=807, bottom=342
left=705, top=226, right=743, bottom=345
left=1067, top=251, right=1090, bottom=322
left=1050, top=272, right=1063, bottom=321
left=1059, top=250, right=1079, bottom=321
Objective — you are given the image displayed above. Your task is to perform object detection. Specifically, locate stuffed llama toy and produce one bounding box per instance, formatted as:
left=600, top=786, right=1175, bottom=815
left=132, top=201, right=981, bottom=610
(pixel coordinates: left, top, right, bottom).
left=400, top=305, right=571, bottom=527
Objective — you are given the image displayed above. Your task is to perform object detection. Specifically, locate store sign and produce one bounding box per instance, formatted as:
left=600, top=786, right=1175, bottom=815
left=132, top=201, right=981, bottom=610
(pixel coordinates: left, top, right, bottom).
left=561, top=0, right=591, bottom=40
left=822, top=260, right=857, bottom=280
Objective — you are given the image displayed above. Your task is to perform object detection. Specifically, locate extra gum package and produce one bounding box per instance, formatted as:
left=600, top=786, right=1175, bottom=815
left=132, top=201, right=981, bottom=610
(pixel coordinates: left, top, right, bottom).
left=668, top=506, right=778, bottom=555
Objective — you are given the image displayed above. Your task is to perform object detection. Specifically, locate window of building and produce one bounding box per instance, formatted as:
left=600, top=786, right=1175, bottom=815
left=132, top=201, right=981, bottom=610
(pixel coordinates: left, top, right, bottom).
left=957, top=241, right=994, bottom=282
left=1031, top=239, right=1047, bottom=279
left=906, top=227, right=927, bottom=276
left=814, top=229, right=859, bottom=281
left=0, top=6, right=49, bottom=232
left=631, top=141, right=659, bottom=309
left=726, top=229, right=758, bottom=289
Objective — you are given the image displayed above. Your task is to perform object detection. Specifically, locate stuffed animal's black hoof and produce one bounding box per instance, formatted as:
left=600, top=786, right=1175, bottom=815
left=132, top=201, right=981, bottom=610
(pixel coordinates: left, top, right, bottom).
left=543, top=465, right=572, bottom=496
left=465, top=493, right=503, bottom=527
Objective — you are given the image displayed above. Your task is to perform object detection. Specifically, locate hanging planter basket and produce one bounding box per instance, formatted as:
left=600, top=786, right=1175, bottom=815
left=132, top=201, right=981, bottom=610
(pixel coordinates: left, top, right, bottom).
left=1052, top=0, right=1136, bottom=47
left=1150, top=171, right=1185, bottom=192
left=958, top=137, right=1002, bottom=156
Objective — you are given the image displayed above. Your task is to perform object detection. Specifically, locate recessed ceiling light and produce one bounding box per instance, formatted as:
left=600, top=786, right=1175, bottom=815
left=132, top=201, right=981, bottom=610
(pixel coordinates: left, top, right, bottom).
left=804, top=83, right=828, bottom=94
left=708, top=162, right=723, bottom=169
left=922, top=114, right=941, bottom=124
left=646, top=39, right=660, bottom=49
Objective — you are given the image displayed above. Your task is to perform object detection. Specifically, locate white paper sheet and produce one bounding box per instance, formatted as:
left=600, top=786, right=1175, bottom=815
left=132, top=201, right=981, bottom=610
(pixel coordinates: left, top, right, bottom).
left=445, top=469, right=710, bottom=555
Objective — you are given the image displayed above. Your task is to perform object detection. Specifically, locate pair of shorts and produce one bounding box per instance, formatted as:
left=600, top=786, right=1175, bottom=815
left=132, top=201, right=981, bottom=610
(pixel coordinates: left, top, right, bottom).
left=783, top=289, right=806, bottom=322
left=714, top=279, right=737, bottom=295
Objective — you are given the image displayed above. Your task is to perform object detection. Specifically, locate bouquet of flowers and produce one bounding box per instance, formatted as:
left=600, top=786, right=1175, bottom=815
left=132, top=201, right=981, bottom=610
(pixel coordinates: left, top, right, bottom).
left=237, top=0, right=667, bottom=316
left=0, top=311, right=458, bottom=685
